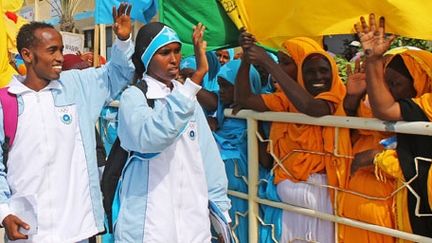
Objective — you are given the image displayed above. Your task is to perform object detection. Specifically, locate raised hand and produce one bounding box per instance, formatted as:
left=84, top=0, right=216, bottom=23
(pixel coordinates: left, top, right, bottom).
left=238, top=28, right=256, bottom=50
left=112, top=2, right=132, bottom=41
left=238, top=29, right=271, bottom=66
left=354, top=13, right=395, bottom=60
left=346, top=59, right=366, bottom=96
left=193, top=23, right=209, bottom=75
left=243, top=45, right=271, bottom=67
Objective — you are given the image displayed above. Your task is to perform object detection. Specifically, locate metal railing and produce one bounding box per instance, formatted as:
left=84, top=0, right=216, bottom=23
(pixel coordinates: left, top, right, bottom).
left=224, top=109, right=432, bottom=243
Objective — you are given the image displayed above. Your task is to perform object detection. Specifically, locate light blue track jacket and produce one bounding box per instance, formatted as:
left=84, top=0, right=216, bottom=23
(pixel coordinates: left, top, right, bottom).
left=0, top=37, right=134, bottom=233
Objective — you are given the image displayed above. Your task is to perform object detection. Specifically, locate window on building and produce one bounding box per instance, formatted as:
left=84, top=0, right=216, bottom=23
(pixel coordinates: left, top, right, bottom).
left=83, top=26, right=114, bottom=60
left=84, top=29, right=94, bottom=51
left=106, top=26, right=113, bottom=60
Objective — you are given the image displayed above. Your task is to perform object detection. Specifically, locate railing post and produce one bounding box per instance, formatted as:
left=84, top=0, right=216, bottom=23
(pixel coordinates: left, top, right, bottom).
left=247, top=118, right=259, bottom=243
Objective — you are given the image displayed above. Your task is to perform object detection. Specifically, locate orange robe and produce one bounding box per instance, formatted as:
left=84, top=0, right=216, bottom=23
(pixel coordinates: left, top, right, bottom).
left=340, top=100, right=396, bottom=243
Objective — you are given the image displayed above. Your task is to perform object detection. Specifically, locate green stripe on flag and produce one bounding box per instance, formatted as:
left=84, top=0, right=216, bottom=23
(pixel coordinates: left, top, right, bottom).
left=158, top=0, right=239, bottom=57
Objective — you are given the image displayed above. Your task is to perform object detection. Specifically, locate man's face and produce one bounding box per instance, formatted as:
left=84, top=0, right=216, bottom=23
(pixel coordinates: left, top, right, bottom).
left=23, top=28, right=64, bottom=81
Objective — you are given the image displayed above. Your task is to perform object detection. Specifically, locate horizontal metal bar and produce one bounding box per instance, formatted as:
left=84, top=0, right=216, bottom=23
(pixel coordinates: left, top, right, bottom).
left=107, top=105, right=432, bottom=136
left=225, top=109, right=432, bottom=136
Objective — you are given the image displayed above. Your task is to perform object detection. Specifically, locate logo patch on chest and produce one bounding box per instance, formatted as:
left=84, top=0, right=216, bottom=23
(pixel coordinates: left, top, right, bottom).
left=61, top=114, right=72, bottom=124
left=56, top=106, right=73, bottom=125
left=188, top=122, right=197, bottom=141
left=189, top=130, right=196, bottom=140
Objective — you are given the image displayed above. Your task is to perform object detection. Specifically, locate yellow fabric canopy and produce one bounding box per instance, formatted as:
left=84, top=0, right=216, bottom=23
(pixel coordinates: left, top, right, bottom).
left=0, top=0, right=25, bottom=87
left=221, top=0, right=432, bottom=50
left=2, top=0, right=23, bottom=13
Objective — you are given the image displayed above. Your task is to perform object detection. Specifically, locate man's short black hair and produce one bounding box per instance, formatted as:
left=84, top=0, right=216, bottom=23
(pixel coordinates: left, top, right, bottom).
left=16, top=21, right=55, bottom=54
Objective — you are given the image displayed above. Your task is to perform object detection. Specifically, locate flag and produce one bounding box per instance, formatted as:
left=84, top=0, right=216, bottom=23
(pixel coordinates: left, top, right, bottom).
left=2, top=0, right=23, bottom=13
left=0, top=13, right=16, bottom=87
left=94, top=0, right=157, bottom=24
left=159, top=0, right=239, bottom=57
left=1, top=0, right=24, bottom=87
left=221, top=0, right=432, bottom=50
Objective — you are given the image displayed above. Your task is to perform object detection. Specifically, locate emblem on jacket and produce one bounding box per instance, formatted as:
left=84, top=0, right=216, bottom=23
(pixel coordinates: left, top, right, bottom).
left=62, top=114, right=72, bottom=125
left=189, top=130, right=196, bottom=140
left=57, top=106, right=73, bottom=125
left=188, top=122, right=196, bottom=140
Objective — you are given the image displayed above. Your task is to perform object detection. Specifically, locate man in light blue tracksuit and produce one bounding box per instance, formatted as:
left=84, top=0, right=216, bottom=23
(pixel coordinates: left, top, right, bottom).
left=0, top=4, right=134, bottom=242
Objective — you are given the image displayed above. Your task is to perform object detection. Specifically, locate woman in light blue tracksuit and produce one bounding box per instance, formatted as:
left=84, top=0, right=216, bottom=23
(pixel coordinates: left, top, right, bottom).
left=113, top=22, right=230, bottom=243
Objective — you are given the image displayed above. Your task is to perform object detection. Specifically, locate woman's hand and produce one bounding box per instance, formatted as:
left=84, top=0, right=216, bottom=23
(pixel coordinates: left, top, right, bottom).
left=350, top=149, right=380, bottom=175
left=354, top=13, right=395, bottom=60
left=346, top=59, right=366, bottom=96
left=238, top=28, right=256, bottom=50
left=193, top=23, right=208, bottom=76
left=190, top=23, right=208, bottom=85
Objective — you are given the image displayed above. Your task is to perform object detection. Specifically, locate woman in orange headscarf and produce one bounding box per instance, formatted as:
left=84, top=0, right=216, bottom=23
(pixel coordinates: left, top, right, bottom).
left=236, top=30, right=352, bottom=243
left=340, top=48, right=432, bottom=243
left=277, top=37, right=324, bottom=82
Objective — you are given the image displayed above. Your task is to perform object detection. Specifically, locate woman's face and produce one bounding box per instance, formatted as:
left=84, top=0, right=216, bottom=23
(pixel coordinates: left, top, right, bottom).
left=147, top=42, right=182, bottom=83
left=216, top=49, right=230, bottom=65
left=277, top=51, right=297, bottom=80
left=302, top=54, right=332, bottom=96
left=218, top=77, right=234, bottom=105
left=385, top=68, right=416, bottom=100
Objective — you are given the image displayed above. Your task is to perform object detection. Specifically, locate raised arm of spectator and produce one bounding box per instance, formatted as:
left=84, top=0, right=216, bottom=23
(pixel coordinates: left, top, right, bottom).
left=343, top=59, right=367, bottom=116
left=355, top=14, right=398, bottom=120
left=234, top=29, right=269, bottom=112
left=241, top=31, right=331, bottom=116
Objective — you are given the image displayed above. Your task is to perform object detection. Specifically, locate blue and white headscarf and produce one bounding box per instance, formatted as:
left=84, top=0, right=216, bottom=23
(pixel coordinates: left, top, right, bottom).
left=140, top=26, right=181, bottom=72
left=216, top=59, right=260, bottom=89
left=227, top=48, right=235, bottom=61
left=180, top=56, right=197, bottom=70
left=180, top=52, right=221, bottom=93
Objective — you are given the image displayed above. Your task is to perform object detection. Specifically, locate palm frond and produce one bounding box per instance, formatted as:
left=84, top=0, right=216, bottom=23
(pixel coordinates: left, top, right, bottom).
left=44, top=0, right=83, bottom=32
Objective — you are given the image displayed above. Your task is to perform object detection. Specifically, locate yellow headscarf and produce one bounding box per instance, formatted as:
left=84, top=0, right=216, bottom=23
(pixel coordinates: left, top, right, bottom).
left=386, top=49, right=432, bottom=97
left=281, top=37, right=323, bottom=79
left=264, top=37, right=324, bottom=110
